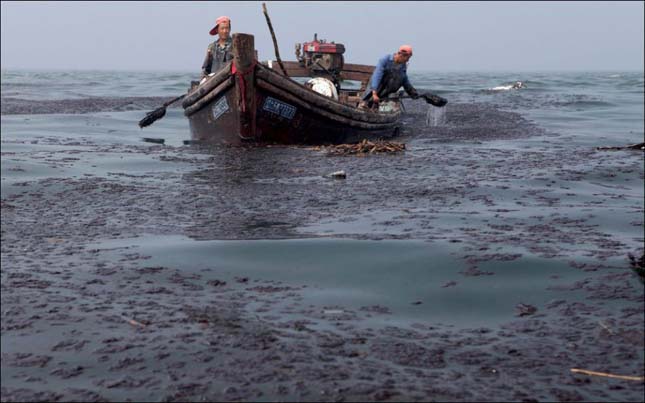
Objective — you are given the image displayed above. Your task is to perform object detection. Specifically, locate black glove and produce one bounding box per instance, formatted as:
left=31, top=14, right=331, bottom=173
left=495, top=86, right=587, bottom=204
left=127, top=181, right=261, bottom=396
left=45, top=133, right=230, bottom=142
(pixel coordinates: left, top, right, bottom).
left=409, top=90, right=420, bottom=100
left=424, top=94, right=448, bottom=107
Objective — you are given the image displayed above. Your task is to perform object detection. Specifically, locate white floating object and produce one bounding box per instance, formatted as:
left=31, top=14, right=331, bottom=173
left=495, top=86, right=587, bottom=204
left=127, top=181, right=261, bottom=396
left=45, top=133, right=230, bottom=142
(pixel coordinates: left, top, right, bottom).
left=325, top=170, right=346, bottom=179
left=306, top=77, right=339, bottom=100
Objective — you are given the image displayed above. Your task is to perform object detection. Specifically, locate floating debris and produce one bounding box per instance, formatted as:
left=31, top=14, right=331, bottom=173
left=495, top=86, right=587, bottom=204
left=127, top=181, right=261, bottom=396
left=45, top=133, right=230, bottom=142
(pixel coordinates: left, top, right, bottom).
left=323, top=309, right=344, bottom=315
left=596, top=142, right=644, bottom=151
left=324, top=139, right=406, bottom=156
left=324, top=170, right=347, bottom=179
left=183, top=139, right=208, bottom=146
left=142, top=137, right=165, bottom=144
left=121, top=316, right=147, bottom=328
left=628, top=252, right=644, bottom=284
left=515, top=303, right=537, bottom=317
left=570, top=368, right=645, bottom=382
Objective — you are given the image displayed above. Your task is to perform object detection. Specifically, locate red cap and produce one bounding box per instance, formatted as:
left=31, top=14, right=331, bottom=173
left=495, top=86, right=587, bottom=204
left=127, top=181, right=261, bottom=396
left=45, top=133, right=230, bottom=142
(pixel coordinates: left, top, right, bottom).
left=209, top=16, right=231, bottom=36
left=398, top=45, right=413, bottom=56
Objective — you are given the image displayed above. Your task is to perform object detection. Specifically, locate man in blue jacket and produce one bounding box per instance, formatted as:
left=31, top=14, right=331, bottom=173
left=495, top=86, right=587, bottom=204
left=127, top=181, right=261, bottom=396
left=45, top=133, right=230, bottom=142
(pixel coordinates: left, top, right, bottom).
left=359, top=45, right=420, bottom=110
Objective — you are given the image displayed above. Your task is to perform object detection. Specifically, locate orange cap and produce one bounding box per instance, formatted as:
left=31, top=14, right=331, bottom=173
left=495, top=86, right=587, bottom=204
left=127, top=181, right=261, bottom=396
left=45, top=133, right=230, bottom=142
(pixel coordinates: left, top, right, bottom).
left=209, top=16, right=231, bottom=36
left=398, top=45, right=413, bottom=56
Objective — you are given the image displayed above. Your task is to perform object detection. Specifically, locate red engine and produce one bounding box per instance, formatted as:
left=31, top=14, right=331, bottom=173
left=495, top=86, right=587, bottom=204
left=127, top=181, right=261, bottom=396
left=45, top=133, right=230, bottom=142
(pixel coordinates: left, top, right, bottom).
left=296, top=34, right=345, bottom=77
left=302, top=40, right=345, bottom=54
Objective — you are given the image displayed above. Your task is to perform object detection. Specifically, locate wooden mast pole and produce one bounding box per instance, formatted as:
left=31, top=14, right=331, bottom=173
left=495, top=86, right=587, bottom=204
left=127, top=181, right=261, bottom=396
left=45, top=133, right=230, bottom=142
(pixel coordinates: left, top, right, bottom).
left=262, top=3, right=288, bottom=77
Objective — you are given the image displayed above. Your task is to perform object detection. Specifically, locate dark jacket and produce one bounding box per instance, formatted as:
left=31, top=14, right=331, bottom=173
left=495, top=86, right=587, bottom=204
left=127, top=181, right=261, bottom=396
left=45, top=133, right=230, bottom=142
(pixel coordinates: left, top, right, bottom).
left=201, top=37, right=233, bottom=77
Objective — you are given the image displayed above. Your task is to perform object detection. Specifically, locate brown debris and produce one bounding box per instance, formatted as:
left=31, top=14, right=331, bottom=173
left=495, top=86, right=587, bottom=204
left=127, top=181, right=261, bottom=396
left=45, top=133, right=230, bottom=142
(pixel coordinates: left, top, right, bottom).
left=570, top=368, right=645, bottom=382
left=324, top=139, right=406, bottom=156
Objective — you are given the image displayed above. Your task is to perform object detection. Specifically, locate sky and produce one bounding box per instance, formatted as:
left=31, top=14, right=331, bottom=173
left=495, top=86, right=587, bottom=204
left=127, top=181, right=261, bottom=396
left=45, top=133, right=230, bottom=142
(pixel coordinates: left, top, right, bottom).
left=1, top=1, right=643, bottom=72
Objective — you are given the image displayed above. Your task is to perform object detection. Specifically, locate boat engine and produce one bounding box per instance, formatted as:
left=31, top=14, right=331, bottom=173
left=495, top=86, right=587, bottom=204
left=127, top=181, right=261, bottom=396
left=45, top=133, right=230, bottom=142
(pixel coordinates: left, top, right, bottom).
left=296, top=34, right=345, bottom=83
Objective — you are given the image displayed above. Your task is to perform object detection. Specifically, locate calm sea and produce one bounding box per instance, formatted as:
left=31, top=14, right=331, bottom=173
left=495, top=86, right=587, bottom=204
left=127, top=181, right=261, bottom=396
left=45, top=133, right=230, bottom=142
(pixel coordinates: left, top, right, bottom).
left=1, top=69, right=643, bottom=324
left=1, top=68, right=644, bottom=401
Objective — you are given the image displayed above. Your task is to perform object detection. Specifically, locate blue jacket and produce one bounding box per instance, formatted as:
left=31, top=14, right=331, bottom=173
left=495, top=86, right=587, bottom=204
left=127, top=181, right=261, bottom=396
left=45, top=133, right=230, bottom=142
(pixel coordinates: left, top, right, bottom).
left=370, top=54, right=412, bottom=92
left=362, top=54, right=417, bottom=103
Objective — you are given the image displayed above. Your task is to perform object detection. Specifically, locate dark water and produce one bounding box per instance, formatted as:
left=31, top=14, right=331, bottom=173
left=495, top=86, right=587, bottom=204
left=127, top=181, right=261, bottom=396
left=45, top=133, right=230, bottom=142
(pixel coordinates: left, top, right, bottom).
left=1, top=70, right=643, bottom=401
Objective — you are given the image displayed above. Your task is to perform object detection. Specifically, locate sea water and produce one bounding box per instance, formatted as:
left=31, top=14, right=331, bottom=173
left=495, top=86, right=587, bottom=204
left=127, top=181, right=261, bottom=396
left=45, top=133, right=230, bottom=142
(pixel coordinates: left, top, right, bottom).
left=2, top=69, right=643, bottom=323
left=426, top=104, right=446, bottom=126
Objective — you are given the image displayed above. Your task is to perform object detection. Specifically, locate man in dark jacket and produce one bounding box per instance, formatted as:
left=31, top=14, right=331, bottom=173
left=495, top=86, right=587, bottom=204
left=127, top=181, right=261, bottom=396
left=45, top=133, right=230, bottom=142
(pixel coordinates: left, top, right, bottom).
left=201, top=16, right=234, bottom=79
left=360, top=45, right=420, bottom=109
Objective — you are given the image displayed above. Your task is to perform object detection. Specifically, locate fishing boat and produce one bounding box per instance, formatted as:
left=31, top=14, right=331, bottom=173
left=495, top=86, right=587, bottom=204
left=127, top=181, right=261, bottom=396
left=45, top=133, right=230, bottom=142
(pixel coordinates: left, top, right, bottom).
left=181, top=33, right=402, bottom=145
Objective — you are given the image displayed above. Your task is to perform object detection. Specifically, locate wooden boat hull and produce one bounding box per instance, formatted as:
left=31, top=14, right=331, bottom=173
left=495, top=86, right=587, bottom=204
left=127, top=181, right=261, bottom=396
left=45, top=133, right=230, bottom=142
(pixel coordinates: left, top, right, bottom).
left=182, top=34, right=401, bottom=146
